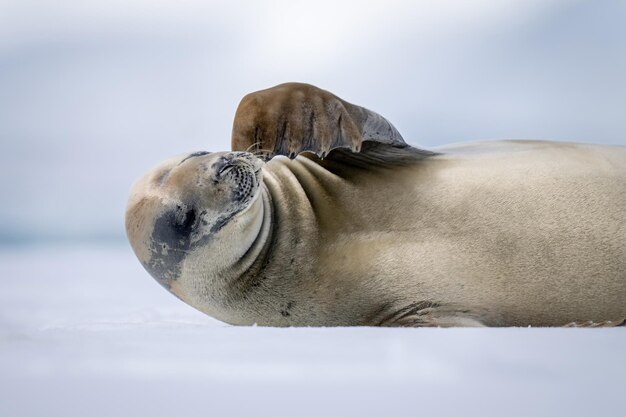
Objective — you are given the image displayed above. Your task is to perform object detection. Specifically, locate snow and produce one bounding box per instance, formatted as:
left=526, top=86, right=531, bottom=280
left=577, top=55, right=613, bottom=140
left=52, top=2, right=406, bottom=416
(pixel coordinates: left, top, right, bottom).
left=0, top=245, right=624, bottom=417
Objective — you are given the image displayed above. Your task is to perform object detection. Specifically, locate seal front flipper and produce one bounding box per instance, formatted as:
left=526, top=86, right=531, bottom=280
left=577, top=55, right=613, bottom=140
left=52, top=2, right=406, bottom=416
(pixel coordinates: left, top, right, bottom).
left=231, top=82, right=435, bottom=165
left=374, top=302, right=487, bottom=328
left=563, top=319, right=626, bottom=327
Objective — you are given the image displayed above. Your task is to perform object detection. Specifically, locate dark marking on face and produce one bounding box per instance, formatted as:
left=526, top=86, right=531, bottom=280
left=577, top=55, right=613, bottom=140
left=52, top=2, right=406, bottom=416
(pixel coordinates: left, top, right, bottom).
left=156, top=170, right=171, bottom=185
left=143, top=204, right=199, bottom=289
left=210, top=210, right=239, bottom=234
left=178, top=151, right=211, bottom=166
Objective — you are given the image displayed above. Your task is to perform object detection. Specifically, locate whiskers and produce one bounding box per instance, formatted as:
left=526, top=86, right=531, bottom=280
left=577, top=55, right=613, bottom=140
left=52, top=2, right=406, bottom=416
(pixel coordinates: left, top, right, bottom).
left=244, top=141, right=263, bottom=153
left=240, top=141, right=270, bottom=160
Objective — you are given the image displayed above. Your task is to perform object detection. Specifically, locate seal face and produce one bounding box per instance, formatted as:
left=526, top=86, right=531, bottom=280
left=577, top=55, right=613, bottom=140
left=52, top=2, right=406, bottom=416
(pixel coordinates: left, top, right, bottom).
left=126, top=151, right=264, bottom=291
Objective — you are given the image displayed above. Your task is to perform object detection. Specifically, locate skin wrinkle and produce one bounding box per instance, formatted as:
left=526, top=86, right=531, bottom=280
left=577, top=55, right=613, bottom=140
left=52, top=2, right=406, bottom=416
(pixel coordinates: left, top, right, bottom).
left=228, top=185, right=276, bottom=296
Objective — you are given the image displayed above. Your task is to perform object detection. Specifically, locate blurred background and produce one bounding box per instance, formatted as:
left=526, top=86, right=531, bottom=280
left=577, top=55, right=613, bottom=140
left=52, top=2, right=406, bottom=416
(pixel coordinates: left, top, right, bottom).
left=1, top=2, right=625, bottom=416
left=1, top=0, right=625, bottom=243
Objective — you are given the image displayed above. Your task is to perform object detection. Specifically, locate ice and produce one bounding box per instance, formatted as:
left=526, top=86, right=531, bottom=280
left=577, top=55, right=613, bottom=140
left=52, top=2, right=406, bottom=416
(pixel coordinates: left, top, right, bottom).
left=0, top=244, right=624, bottom=417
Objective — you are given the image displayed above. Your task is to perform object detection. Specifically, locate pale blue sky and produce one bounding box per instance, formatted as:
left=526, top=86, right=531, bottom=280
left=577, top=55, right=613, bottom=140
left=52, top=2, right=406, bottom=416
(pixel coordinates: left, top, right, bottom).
left=0, top=0, right=624, bottom=242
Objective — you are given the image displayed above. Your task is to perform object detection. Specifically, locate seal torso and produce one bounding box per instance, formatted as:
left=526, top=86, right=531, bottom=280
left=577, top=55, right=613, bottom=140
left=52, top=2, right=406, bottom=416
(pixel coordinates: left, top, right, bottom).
left=246, top=140, right=626, bottom=327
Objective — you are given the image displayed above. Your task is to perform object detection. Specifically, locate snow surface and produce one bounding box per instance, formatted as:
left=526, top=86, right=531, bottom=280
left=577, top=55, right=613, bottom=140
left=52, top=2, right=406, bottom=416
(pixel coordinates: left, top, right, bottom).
left=0, top=245, right=624, bottom=417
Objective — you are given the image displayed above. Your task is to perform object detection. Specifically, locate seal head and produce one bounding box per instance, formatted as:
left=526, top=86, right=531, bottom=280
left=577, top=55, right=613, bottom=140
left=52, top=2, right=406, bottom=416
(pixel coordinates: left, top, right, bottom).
left=125, top=151, right=264, bottom=293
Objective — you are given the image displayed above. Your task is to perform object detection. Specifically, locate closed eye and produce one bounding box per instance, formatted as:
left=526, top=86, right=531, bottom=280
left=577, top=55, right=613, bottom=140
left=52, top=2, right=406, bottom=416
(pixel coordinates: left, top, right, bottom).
left=219, top=165, right=234, bottom=176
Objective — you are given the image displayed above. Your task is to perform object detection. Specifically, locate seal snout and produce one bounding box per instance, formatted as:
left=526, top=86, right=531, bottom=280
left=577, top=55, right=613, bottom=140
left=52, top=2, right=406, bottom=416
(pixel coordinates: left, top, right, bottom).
left=212, top=152, right=264, bottom=202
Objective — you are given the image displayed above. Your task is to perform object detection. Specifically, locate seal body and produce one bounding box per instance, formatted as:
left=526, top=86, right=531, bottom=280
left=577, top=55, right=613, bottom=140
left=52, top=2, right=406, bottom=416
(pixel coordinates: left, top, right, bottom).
left=126, top=83, right=626, bottom=327
left=250, top=140, right=626, bottom=327
left=127, top=141, right=626, bottom=327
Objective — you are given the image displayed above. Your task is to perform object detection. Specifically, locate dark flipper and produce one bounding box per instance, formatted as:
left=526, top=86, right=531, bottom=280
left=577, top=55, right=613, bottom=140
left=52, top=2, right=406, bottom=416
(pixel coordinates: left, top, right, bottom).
left=231, top=82, right=435, bottom=165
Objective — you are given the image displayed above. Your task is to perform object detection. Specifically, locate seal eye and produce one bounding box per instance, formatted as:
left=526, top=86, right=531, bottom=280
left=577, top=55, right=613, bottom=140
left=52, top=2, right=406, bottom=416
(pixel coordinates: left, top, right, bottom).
left=219, top=164, right=234, bottom=177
